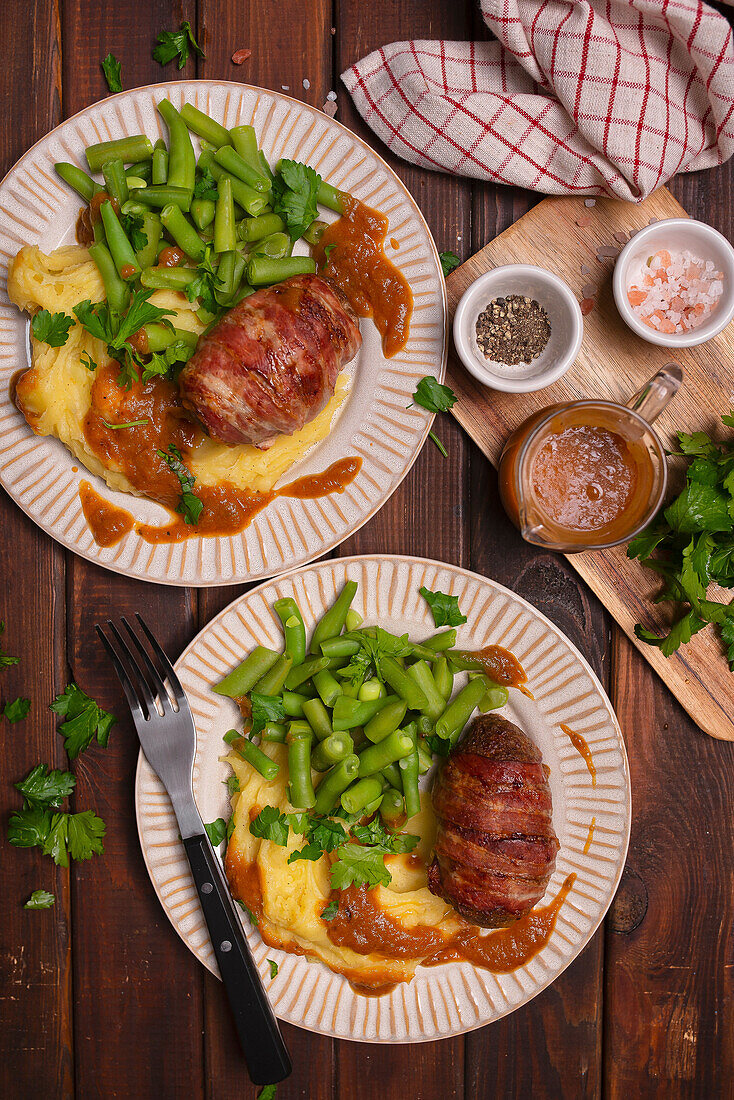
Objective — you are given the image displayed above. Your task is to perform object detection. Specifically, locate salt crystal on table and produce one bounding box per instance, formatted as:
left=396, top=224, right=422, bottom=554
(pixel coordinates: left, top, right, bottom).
left=585, top=198, right=596, bottom=207
left=303, top=78, right=311, bottom=89
left=327, top=91, right=337, bottom=101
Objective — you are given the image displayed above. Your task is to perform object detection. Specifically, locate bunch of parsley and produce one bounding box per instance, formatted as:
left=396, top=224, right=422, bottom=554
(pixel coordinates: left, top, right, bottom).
left=628, top=413, right=734, bottom=664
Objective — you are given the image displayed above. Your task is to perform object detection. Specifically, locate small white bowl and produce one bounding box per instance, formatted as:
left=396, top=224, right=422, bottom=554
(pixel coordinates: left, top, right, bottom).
left=613, top=218, right=734, bottom=347
left=452, top=264, right=583, bottom=393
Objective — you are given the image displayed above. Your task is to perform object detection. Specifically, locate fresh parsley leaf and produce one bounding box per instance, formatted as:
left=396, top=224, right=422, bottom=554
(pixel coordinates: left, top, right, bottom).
left=412, top=376, right=457, bottom=415
left=250, top=693, right=285, bottom=738
left=225, top=774, right=240, bottom=795
left=8, top=805, right=52, bottom=849
left=73, top=293, right=175, bottom=390
left=249, top=806, right=291, bottom=846
left=80, top=351, right=98, bottom=372
left=676, top=430, right=716, bottom=458
left=320, top=898, right=339, bottom=921
left=330, top=842, right=392, bottom=891
left=141, top=339, right=195, bottom=383
left=286, top=812, right=311, bottom=835
left=185, top=244, right=222, bottom=314
left=419, top=585, right=467, bottom=628
left=635, top=612, right=708, bottom=658
left=323, top=242, right=337, bottom=263
left=31, top=309, right=74, bottom=348
left=687, top=456, right=720, bottom=487
left=287, top=842, right=323, bottom=863
left=425, top=733, right=451, bottom=757
left=272, top=159, right=321, bottom=242
left=267, top=959, right=279, bottom=979
left=351, top=818, right=418, bottom=854
left=0, top=621, right=19, bottom=670
left=73, top=300, right=116, bottom=344
left=439, top=250, right=460, bottom=277
left=43, top=813, right=70, bottom=866
left=193, top=168, right=219, bottom=201
left=15, top=764, right=75, bottom=809
left=111, top=289, right=175, bottom=351
left=50, top=683, right=117, bottom=758
left=720, top=615, right=734, bottom=669
left=24, top=889, right=55, bottom=910
left=120, top=212, right=147, bottom=252
left=156, top=444, right=203, bottom=525
left=308, top=817, right=348, bottom=853
left=66, top=810, right=106, bottom=861
left=627, top=522, right=671, bottom=561
left=204, top=818, right=228, bottom=847
left=152, top=21, right=205, bottom=69
left=3, top=696, right=30, bottom=723
left=101, top=53, right=123, bottom=94
left=664, top=482, right=732, bottom=534
left=236, top=898, right=258, bottom=925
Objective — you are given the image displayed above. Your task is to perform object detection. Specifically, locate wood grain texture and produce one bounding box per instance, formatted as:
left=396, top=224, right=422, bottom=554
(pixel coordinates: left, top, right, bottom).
left=445, top=187, right=734, bottom=741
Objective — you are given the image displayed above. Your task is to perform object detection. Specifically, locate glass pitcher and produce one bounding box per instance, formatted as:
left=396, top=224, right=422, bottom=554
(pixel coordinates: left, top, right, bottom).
left=498, top=364, right=683, bottom=552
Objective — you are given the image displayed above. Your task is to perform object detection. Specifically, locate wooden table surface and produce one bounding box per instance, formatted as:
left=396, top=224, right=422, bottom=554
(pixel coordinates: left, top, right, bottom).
left=1, top=2, right=732, bottom=1098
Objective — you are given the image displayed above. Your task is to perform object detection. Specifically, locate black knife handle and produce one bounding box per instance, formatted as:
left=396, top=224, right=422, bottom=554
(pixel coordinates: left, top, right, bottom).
left=183, top=833, right=291, bottom=1085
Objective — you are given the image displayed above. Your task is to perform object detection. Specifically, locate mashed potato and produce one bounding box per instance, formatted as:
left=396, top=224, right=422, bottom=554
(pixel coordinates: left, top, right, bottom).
left=225, top=744, right=463, bottom=989
left=8, top=245, right=349, bottom=499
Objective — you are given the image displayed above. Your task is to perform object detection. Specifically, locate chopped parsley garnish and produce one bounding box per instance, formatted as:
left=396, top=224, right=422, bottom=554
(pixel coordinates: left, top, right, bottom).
left=8, top=805, right=52, bottom=849
left=15, top=764, right=76, bottom=809
left=73, top=292, right=176, bottom=389
left=80, top=351, right=98, bottom=372
left=24, top=889, right=55, bottom=910
left=412, top=376, right=457, bottom=415
left=419, top=585, right=467, bottom=628
left=225, top=774, right=240, bottom=795
left=343, top=627, right=412, bottom=687
left=267, top=959, right=279, bottom=979
left=3, top=696, right=30, bottom=723
left=193, top=168, right=219, bottom=201
left=272, top=159, right=321, bottom=242
left=323, top=243, right=337, bottom=263
left=204, top=818, right=228, bottom=847
left=156, top=444, right=203, bottom=526
left=439, top=250, right=460, bottom=277
left=249, top=805, right=291, bottom=847
left=320, top=898, right=339, bottom=921
left=249, top=692, right=285, bottom=738
left=153, top=22, right=205, bottom=69
left=330, top=842, right=392, bottom=891
left=120, top=212, right=147, bottom=251
left=428, top=431, right=448, bottom=458
left=9, top=807, right=105, bottom=866
left=236, top=898, right=258, bottom=926
left=102, top=419, right=149, bottom=430
left=101, top=53, right=123, bottom=93
left=31, top=309, right=74, bottom=348
left=0, top=621, right=19, bottom=670
left=49, top=683, right=117, bottom=759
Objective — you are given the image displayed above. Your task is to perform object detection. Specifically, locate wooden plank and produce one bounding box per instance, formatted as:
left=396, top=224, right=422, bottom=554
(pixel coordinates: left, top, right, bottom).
left=195, top=3, right=337, bottom=1098
left=445, top=187, right=734, bottom=741
left=0, top=2, right=72, bottom=1098
left=59, top=3, right=204, bottom=1099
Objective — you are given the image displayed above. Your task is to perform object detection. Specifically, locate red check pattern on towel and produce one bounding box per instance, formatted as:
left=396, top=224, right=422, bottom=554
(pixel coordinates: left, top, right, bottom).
left=342, top=0, right=734, bottom=201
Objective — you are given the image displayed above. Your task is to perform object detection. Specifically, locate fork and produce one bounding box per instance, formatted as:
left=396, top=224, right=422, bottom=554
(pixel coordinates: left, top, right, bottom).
left=97, top=614, right=291, bottom=1087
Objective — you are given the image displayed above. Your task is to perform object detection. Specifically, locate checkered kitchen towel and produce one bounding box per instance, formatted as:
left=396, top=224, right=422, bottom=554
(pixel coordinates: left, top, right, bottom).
left=341, top=0, right=734, bottom=201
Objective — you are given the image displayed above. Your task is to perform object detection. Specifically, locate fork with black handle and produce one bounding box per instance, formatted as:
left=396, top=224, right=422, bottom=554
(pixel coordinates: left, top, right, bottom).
left=97, top=614, right=291, bottom=1088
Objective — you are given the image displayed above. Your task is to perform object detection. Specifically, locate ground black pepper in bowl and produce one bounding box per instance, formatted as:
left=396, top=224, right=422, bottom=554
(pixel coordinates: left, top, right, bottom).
left=475, top=295, right=551, bottom=365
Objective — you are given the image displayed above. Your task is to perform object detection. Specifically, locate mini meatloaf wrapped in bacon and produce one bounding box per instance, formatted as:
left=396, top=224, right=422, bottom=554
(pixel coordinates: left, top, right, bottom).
left=428, top=714, right=559, bottom=928
left=178, top=273, right=361, bottom=446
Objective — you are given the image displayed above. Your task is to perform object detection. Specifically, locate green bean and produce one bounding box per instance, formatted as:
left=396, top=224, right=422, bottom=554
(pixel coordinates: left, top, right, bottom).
left=214, top=176, right=235, bottom=253
left=160, top=204, right=206, bottom=262
left=86, top=135, right=153, bottom=174
left=231, top=283, right=254, bottom=306
left=416, top=740, right=434, bottom=774
left=303, top=219, right=327, bottom=245
left=363, top=794, right=384, bottom=816
left=357, top=729, right=413, bottom=778
left=316, top=179, right=348, bottom=214
left=435, top=676, right=488, bottom=742
left=319, top=637, right=360, bottom=659
left=252, top=654, right=292, bottom=697
left=310, top=580, right=358, bottom=654
left=230, top=734, right=280, bottom=781
left=478, top=681, right=509, bottom=713
left=312, top=731, right=354, bottom=771
left=380, top=656, right=428, bottom=711
left=399, top=734, right=421, bottom=819
left=287, top=724, right=316, bottom=809
left=380, top=763, right=402, bottom=790
left=191, top=197, right=216, bottom=230
left=151, top=142, right=169, bottom=185
left=332, top=695, right=391, bottom=732
left=140, top=266, right=198, bottom=291
left=93, top=220, right=105, bottom=245
left=345, top=609, right=363, bottom=632
left=199, top=151, right=270, bottom=216
left=248, top=255, right=317, bottom=286
left=273, top=597, right=306, bottom=666
left=341, top=775, right=383, bottom=816
left=251, top=231, right=292, bottom=260
left=124, top=176, right=147, bottom=191
left=259, top=150, right=274, bottom=181
left=312, top=668, right=343, bottom=708
left=340, top=682, right=360, bottom=700
left=180, top=103, right=232, bottom=148
left=416, top=715, right=434, bottom=736
left=213, top=646, right=281, bottom=697
left=101, top=159, right=129, bottom=207
left=364, top=699, right=407, bottom=744
left=126, top=161, right=153, bottom=183
left=358, top=679, right=384, bottom=703
left=405, top=661, right=445, bottom=722
left=283, top=655, right=329, bottom=690
left=88, top=242, right=129, bottom=313
left=214, top=146, right=270, bottom=192
left=282, top=691, right=307, bottom=717
left=238, top=213, right=287, bottom=243
left=143, top=323, right=198, bottom=352
left=261, top=723, right=288, bottom=743
left=215, top=250, right=237, bottom=301
left=157, top=99, right=195, bottom=193
left=135, top=212, right=162, bottom=269
left=129, top=185, right=192, bottom=211
left=99, top=200, right=140, bottom=280
left=54, top=162, right=103, bottom=202
left=379, top=788, right=406, bottom=828
left=230, top=124, right=263, bottom=171
left=301, top=697, right=332, bottom=741
left=422, top=629, right=457, bottom=652
left=432, top=655, right=453, bottom=701
left=313, top=755, right=359, bottom=815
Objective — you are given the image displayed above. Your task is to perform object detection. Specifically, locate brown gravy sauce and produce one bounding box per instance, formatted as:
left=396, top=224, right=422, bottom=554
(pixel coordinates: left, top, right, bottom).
left=80, top=363, right=362, bottom=546
left=560, top=723, right=597, bottom=786
left=79, top=480, right=134, bottom=547
left=583, top=817, right=596, bottom=854
left=314, top=196, right=413, bottom=358
left=450, top=645, right=527, bottom=687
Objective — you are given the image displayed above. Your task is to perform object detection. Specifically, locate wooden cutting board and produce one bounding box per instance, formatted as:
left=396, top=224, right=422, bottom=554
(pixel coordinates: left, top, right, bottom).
left=445, top=187, right=734, bottom=742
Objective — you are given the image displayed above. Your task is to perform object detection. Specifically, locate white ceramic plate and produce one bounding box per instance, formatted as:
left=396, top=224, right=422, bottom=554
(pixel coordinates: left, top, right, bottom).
left=135, top=555, right=631, bottom=1042
left=0, top=82, right=446, bottom=586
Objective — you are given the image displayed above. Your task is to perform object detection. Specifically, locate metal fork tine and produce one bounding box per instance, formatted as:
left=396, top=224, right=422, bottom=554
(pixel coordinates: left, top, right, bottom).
left=120, top=616, right=174, bottom=714
left=135, top=613, right=186, bottom=704
left=96, top=624, right=147, bottom=724
left=105, top=620, right=158, bottom=715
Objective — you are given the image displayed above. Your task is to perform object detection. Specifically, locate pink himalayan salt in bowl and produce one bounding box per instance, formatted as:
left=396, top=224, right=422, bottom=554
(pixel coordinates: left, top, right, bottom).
left=613, top=219, right=734, bottom=348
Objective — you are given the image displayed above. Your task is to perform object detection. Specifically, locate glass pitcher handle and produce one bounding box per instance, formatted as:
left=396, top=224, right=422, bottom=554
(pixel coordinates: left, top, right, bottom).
left=627, top=363, right=683, bottom=425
